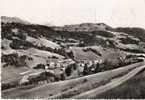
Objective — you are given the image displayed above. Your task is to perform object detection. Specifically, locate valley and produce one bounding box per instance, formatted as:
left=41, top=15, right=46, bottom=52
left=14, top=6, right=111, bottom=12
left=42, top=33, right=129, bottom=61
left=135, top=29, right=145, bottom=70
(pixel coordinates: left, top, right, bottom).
left=1, top=16, right=145, bottom=99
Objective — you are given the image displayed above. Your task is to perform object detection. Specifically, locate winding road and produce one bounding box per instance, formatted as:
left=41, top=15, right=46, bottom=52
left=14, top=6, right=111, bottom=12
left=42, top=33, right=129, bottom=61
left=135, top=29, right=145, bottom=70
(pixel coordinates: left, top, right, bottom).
left=2, top=61, right=145, bottom=99
left=73, top=63, right=145, bottom=99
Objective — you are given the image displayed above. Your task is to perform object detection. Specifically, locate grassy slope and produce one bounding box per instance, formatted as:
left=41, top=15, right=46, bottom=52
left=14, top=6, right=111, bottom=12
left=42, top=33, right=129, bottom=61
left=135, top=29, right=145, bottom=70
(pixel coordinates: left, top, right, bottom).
left=2, top=62, right=143, bottom=99
left=1, top=65, right=29, bottom=83
left=115, top=27, right=145, bottom=42
left=95, top=69, right=145, bottom=99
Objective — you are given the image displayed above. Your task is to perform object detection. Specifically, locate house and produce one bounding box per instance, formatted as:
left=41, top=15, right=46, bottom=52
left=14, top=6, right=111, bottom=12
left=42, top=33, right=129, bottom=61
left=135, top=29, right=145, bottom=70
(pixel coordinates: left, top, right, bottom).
left=19, top=75, right=29, bottom=85
left=19, top=69, right=45, bottom=85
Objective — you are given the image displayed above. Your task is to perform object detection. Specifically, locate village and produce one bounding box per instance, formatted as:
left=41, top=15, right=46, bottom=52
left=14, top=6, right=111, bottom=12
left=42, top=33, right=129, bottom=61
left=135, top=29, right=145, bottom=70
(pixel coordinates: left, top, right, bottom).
left=18, top=58, right=103, bottom=87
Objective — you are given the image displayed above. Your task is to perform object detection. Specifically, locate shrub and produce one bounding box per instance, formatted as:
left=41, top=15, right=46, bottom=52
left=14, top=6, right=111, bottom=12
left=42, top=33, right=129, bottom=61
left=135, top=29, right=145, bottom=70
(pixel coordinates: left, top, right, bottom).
left=119, top=37, right=139, bottom=45
left=2, top=53, right=27, bottom=67
left=2, top=81, right=19, bottom=90
left=116, top=27, right=145, bottom=42
left=10, top=39, right=33, bottom=49
left=92, top=31, right=114, bottom=38
left=34, top=64, right=45, bottom=69
left=65, top=66, right=72, bottom=76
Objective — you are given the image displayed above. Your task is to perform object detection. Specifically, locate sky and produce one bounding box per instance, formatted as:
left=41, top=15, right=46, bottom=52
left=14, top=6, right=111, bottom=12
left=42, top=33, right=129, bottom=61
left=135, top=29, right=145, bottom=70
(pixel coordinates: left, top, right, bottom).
left=0, top=0, right=145, bottom=28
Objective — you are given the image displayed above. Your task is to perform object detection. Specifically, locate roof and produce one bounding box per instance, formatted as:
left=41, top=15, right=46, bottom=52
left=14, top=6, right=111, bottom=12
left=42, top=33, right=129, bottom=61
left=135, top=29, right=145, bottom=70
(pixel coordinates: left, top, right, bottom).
left=20, top=69, right=44, bottom=76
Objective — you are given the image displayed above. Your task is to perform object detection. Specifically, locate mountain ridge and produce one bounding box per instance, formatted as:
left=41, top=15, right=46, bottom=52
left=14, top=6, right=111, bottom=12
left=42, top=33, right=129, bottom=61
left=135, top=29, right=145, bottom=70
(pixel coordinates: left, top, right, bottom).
left=1, top=16, right=145, bottom=94
left=1, top=16, right=31, bottom=25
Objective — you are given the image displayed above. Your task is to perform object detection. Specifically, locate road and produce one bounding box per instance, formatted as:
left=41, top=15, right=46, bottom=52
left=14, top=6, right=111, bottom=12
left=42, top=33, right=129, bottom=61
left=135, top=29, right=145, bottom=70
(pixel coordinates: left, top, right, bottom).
left=2, top=62, right=144, bottom=99
left=73, top=64, right=145, bottom=99
left=49, top=62, right=144, bottom=99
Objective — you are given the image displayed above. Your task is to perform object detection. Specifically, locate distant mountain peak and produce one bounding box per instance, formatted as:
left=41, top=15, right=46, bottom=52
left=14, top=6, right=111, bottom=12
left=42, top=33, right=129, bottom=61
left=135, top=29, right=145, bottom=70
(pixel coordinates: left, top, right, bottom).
left=1, top=16, right=31, bottom=25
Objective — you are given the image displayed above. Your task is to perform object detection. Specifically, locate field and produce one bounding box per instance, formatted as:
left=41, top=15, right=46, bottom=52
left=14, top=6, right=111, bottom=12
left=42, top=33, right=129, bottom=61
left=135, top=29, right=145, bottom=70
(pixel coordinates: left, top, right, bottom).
left=73, top=64, right=145, bottom=99
left=96, top=69, right=145, bottom=99
left=1, top=65, right=29, bottom=84
left=1, top=16, right=145, bottom=99
left=2, top=62, right=143, bottom=99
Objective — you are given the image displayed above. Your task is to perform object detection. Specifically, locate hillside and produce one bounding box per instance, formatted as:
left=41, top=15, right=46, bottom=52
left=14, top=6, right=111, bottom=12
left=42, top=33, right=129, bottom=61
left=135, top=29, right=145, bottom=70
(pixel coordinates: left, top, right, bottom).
left=95, top=69, right=145, bottom=99
left=53, top=23, right=112, bottom=32
left=1, top=16, right=145, bottom=99
left=1, top=16, right=31, bottom=25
